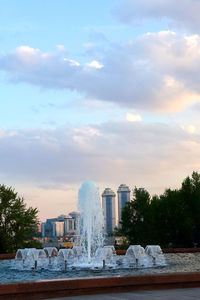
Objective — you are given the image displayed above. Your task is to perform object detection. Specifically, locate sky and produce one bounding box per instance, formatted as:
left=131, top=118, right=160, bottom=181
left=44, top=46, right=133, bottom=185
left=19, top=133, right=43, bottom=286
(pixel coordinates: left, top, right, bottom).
left=1, top=0, right=200, bottom=221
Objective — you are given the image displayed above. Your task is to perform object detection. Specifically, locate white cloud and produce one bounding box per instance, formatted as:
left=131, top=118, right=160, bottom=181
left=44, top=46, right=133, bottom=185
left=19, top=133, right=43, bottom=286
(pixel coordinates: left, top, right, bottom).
left=187, top=124, right=196, bottom=134
left=113, top=0, right=200, bottom=33
left=63, top=58, right=80, bottom=66
left=56, top=45, right=65, bottom=51
left=0, top=122, right=199, bottom=187
left=85, top=60, right=104, bottom=69
left=0, top=128, right=5, bottom=139
left=1, top=121, right=200, bottom=218
left=15, top=45, right=40, bottom=67
left=164, top=76, right=180, bottom=88
left=126, top=113, right=142, bottom=122
left=1, top=33, right=200, bottom=112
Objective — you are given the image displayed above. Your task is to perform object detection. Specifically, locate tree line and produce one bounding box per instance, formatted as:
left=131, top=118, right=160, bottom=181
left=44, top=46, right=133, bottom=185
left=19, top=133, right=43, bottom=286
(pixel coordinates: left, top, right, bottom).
left=0, top=185, right=40, bottom=253
left=120, top=172, right=200, bottom=248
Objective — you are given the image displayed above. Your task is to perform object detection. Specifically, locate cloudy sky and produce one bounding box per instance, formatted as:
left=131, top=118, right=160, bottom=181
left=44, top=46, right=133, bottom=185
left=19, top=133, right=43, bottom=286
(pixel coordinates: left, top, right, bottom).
left=1, top=0, right=200, bottom=221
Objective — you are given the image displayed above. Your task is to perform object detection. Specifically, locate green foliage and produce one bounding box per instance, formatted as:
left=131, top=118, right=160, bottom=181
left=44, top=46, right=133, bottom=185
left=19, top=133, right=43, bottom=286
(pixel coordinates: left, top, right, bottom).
left=120, top=172, right=200, bottom=248
left=0, top=185, right=39, bottom=253
left=149, top=189, right=193, bottom=247
left=25, top=239, right=42, bottom=249
left=112, top=226, right=123, bottom=237
left=121, top=187, right=151, bottom=246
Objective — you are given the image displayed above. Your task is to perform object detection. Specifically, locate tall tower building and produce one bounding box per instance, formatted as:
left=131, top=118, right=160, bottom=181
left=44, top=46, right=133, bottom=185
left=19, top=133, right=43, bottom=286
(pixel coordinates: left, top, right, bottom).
left=118, top=184, right=131, bottom=227
left=102, top=188, right=116, bottom=234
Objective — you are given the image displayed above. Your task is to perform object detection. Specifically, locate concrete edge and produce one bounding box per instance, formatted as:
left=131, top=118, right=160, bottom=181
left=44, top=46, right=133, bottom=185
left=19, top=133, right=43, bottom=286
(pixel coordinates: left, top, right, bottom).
left=0, top=254, right=15, bottom=260
left=1, top=273, right=200, bottom=299
left=116, top=248, right=200, bottom=255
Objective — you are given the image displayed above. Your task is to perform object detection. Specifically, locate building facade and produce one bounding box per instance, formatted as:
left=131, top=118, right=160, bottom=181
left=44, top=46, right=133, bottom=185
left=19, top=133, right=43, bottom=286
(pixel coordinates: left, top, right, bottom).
left=69, top=211, right=80, bottom=233
left=102, top=188, right=116, bottom=234
left=41, top=215, right=75, bottom=238
left=117, top=184, right=131, bottom=227
left=53, top=221, right=64, bottom=237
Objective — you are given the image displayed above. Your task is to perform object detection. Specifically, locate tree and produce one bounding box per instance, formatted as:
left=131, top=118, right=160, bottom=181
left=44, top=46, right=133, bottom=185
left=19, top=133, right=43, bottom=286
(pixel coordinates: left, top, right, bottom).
left=120, top=172, right=200, bottom=248
left=121, top=187, right=151, bottom=246
left=180, top=172, right=200, bottom=244
left=0, top=185, right=39, bottom=253
left=149, top=189, right=193, bottom=247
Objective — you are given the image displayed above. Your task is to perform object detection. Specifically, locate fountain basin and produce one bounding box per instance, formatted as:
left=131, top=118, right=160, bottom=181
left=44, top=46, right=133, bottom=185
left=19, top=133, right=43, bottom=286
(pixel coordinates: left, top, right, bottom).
left=1, top=252, right=200, bottom=284
left=1, top=252, right=200, bottom=298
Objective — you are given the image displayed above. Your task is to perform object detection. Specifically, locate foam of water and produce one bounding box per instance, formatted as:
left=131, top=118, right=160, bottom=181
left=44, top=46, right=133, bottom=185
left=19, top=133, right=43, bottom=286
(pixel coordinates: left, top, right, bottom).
left=12, top=245, right=166, bottom=271
left=78, top=181, right=104, bottom=263
left=124, top=245, right=166, bottom=267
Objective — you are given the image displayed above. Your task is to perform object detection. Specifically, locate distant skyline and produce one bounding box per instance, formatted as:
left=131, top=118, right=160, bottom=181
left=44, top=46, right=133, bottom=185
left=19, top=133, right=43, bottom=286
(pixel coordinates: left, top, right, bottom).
left=1, top=0, right=200, bottom=220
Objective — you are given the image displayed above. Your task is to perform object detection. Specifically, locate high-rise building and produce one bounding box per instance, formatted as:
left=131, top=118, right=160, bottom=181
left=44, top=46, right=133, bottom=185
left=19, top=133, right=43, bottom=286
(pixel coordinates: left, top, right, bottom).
left=118, top=184, right=131, bottom=227
left=102, top=188, right=116, bottom=234
left=54, top=221, right=64, bottom=237
left=41, top=222, right=46, bottom=238
left=69, top=211, right=80, bottom=233
left=45, top=218, right=58, bottom=237
left=41, top=215, right=75, bottom=238
left=57, top=215, right=75, bottom=235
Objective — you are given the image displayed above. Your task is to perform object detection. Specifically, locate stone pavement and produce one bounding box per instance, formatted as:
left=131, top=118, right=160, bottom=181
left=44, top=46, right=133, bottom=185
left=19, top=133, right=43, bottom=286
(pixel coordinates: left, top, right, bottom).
left=46, top=287, right=200, bottom=299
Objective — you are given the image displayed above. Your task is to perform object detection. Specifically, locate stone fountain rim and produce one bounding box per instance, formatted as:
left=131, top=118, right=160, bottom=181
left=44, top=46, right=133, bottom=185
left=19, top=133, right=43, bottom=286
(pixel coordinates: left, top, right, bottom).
left=1, top=272, right=200, bottom=299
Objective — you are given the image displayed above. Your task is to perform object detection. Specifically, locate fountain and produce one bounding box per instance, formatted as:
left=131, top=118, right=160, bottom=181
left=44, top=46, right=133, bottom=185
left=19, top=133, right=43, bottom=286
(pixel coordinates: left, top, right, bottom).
left=12, top=244, right=166, bottom=271
left=145, top=245, right=165, bottom=265
left=15, top=248, right=48, bottom=270
left=125, top=245, right=147, bottom=267
left=57, top=249, right=74, bottom=270
left=94, top=246, right=117, bottom=269
left=12, top=181, right=166, bottom=272
left=78, top=181, right=104, bottom=263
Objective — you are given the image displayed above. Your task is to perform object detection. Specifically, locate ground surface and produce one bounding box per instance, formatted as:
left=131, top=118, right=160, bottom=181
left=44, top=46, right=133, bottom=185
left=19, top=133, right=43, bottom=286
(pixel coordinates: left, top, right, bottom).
left=45, top=287, right=200, bottom=299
